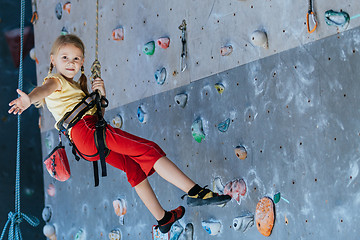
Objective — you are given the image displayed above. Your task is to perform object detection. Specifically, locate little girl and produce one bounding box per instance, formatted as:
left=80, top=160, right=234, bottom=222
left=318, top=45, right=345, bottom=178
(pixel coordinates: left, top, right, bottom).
left=8, top=34, right=231, bottom=233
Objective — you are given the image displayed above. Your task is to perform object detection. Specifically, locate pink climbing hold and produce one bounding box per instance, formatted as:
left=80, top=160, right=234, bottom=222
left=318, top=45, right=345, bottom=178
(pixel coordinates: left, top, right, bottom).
left=224, top=179, right=246, bottom=202
left=220, top=45, right=233, bottom=56
left=157, top=37, right=170, bottom=49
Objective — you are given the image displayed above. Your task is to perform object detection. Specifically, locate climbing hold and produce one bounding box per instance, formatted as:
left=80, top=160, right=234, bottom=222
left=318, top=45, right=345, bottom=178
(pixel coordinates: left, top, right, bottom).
left=75, top=229, right=86, bottom=240
left=191, top=118, right=205, bottom=143
left=170, top=222, right=183, bottom=240
left=220, top=45, right=233, bottom=56
left=152, top=225, right=170, bottom=239
left=224, top=179, right=246, bottom=202
left=155, top=67, right=167, bottom=85
left=61, top=26, right=69, bottom=35
left=137, top=105, right=148, bottom=123
left=43, top=224, right=56, bottom=240
left=143, top=41, right=155, bottom=55
left=174, top=93, right=188, bottom=108
left=218, top=118, right=230, bottom=132
left=157, top=37, right=170, bottom=49
left=112, top=27, right=124, bottom=41
left=212, top=177, right=224, bottom=195
left=201, top=220, right=221, bottom=235
left=63, top=1, right=71, bottom=14
left=325, top=10, right=350, bottom=28
left=273, top=192, right=281, bottom=204
left=55, top=2, right=62, bottom=20
left=233, top=213, right=254, bottom=232
left=235, top=146, right=247, bottom=160
left=47, top=183, right=56, bottom=197
left=42, top=206, right=52, bottom=222
left=251, top=30, right=268, bottom=49
left=113, top=199, right=127, bottom=217
left=109, top=228, right=121, bottom=240
left=255, top=197, right=275, bottom=237
left=30, top=48, right=39, bottom=64
left=111, top=114, right=123, bottom=129
left=184, top=223, right=194, bottom=240
left=214, top=83, right=225, bottom=94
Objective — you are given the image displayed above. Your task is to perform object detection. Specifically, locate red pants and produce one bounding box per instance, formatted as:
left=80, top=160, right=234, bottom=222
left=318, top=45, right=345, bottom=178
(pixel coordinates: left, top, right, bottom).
left=70, top=115, right=166, bottom=187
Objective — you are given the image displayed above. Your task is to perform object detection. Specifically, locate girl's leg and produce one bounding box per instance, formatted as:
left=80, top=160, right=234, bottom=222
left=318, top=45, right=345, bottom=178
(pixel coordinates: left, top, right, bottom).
left=153, top=156, right=196, bottom=193
left=134, top=178, right=165, bottom=220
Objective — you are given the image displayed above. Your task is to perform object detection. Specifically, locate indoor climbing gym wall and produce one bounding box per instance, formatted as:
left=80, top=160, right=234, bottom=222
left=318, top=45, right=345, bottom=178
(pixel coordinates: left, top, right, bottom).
left=32, top=0, right=360, bottom=239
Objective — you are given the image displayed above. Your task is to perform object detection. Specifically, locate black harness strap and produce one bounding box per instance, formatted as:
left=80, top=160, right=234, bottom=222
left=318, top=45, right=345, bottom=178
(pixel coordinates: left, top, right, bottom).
left=57, top=92, right=109, bottom=187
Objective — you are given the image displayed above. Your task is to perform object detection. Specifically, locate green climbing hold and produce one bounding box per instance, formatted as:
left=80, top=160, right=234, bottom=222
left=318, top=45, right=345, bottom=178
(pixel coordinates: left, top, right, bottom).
left=273, top=192, right=281, bottom=204
left=192, top=118, right=205, bottom=143
left=143, top=41, right=155, bottom=55
left=325, top=10, right=350, bottom=28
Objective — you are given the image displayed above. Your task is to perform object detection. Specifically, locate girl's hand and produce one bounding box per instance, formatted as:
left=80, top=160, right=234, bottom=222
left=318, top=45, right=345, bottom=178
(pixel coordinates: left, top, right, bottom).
left=91, top=78, right=106, bottom=97
left=8, top=89, right=31, bottom=115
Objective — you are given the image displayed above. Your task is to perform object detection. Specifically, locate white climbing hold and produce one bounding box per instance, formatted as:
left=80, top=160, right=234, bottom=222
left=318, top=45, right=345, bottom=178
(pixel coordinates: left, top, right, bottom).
left=233, top=213, right=254, bottom=232
left=212, top=177, right=224, bottom=195
left=155, top=67, right=167, bottom=85
left=251, top=30, right=268, bottom=49
left=43, top=224, right=56, bottom=240
left=111, top=114, right=123, bottom=129
left=109, top=228, right=121, bottom=240
left=201, top=220, right=221, bottom=235
left=174, top=93, right=188, bottom=108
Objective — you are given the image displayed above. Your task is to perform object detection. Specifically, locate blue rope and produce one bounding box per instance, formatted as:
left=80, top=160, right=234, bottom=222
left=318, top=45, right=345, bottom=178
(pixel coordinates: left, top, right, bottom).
left=0, top=0, right=40, bottom=239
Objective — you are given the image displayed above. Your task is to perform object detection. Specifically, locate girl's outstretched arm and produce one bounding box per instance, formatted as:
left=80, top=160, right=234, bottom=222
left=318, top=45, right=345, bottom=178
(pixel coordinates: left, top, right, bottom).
left=8, top=78, right=61, bottom=115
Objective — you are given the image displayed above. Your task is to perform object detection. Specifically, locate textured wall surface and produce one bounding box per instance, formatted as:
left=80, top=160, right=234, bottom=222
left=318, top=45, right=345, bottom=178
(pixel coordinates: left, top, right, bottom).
left=35, top=0, right=360, bottom=239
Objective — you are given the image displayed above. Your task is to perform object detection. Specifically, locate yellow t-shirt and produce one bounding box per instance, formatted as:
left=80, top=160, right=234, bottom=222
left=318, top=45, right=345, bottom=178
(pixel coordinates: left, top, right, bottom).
left=44, top=73, right=96, bottom=130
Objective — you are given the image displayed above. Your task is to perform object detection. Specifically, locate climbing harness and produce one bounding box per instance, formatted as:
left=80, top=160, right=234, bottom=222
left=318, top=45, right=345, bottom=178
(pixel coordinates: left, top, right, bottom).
left=178, top=20, right=187, bottom=72
left=1, top=1, right=40, bottom=239
left=306, top=0, right=318, bottom=33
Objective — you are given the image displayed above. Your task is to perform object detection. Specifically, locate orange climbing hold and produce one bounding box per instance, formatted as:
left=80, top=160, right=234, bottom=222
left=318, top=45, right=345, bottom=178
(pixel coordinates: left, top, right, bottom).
left=63, top=2, right=71, bottom=14
left=255, top=197, right=275, bottom=237
left=235, top=146, right=247, bottom=160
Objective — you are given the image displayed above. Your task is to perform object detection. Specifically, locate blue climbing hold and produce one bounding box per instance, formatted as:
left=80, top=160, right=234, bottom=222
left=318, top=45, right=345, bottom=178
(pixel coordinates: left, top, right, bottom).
left=218, top=118, right=230, bottom=132
left=137, top=106, right=148, bottom=123
left=55, top=2, right=62, bottom=20
left=155, top=67, right=167, bottom=85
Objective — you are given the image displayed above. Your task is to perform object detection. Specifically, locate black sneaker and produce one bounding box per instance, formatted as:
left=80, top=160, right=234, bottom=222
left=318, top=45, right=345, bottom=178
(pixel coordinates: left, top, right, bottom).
left=155, top=206, right=185, bottom=233
left=187, top=187, right=231, bottom=207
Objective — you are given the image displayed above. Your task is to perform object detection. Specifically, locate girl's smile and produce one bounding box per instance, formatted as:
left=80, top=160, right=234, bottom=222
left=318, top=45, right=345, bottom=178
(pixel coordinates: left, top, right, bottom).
left=51, top=44, right=84, bottom=79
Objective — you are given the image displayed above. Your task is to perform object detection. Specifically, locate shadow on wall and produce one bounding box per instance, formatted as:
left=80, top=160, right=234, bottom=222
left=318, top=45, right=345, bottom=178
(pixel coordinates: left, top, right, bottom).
left=0, top=1, right=44, bottom=239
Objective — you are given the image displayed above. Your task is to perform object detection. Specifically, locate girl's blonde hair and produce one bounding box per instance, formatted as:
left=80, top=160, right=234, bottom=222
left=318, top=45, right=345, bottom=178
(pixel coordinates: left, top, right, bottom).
left=49, top=34, right=89, bottom=95
left=36, top=34, right=89, bottom=108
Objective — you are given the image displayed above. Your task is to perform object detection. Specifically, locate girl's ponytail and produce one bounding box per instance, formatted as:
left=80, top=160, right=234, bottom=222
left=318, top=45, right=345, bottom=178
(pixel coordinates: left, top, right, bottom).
left=79, top=65, right=89, bottom=95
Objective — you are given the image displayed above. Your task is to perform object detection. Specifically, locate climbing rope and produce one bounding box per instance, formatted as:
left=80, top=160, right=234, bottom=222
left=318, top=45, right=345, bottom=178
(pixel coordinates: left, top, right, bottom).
left=0, top=1, right=40, bottom=239
left=90, top=0, right=101, bottom=81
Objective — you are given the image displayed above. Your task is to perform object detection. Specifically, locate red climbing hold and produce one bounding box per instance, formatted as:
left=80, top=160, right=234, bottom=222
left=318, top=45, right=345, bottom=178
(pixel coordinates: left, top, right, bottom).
left=157, top=37, right=170, bottom=49
left=5, top=26, right=34, bottom=68
left=224, top=179, right=246, bottom=202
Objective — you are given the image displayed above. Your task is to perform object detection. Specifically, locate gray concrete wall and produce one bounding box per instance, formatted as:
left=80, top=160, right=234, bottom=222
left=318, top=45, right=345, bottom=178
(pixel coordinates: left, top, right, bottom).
left=35, top=0, right=360, bottom=239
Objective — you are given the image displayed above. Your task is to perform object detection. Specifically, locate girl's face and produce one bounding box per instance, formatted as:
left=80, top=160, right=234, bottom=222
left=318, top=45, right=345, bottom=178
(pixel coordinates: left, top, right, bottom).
left=51, top=44, right=84, bottom=80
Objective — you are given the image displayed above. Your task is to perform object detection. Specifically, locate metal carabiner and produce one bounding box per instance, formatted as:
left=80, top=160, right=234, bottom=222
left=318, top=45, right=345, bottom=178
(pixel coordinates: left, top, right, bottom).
left=306, top=0, right=317, bottom=33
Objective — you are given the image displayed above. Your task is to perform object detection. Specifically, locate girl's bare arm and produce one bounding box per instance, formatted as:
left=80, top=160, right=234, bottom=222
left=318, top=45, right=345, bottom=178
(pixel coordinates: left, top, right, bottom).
left=8, top=78, right=61, bottom=115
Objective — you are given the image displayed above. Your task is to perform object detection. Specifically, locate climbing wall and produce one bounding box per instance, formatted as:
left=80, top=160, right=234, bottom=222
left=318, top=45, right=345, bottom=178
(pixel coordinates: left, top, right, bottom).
left=35, top=0, right=360, bottom=239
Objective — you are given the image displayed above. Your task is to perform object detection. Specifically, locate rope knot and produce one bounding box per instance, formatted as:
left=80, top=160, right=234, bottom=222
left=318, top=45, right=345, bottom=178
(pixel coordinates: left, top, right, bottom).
left=7, top=212, right=22, bottom=224
left=90, top=59, right=101, bottom=80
